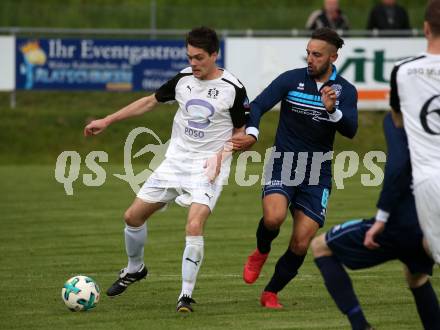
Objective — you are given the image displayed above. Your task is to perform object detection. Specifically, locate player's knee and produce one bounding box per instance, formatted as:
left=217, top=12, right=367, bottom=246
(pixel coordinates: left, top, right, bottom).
left=263, top=212, right=285, bottom=230
left=311, top=234, right=331, bottom=258
left=290, top=237, right=311, bottom=255
left=422, top=238, right=433, bottom=258
left=123, top=209, right=132, bottom=224
left=404, top=270, right=429, bottom=289
left=186, top=220, right=203, bottom=236
left=124, top=209, right=143, bottom=227
left=263, top=218, right=283, bottom=230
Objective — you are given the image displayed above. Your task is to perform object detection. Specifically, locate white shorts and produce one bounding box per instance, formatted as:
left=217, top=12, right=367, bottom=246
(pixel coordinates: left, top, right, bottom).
left=136, top=157, right=229, bottom=212
left=414, top=177, right=440, bottom=264
left=137, top=183, right=223, bottom=212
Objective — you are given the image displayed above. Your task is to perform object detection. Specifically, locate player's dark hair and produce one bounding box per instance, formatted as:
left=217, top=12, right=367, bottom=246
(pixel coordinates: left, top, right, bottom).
left=425, top=0, right=440, bottom=36
left=186, top=26, right=219, bottom=55
left=311, top=27, right=344, bottom=50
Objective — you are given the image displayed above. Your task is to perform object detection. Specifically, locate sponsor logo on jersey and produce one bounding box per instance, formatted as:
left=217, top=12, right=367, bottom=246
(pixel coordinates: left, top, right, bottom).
left=207, top=88, right=219, bottom=99
left=267, top=180, right=283, bottom=187
left=243, top=96, right=250, bottom=109
left=331, top=84, right=342, bottom=98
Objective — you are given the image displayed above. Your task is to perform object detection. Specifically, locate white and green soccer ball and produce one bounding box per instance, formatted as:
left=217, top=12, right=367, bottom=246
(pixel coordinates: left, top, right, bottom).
left=61, top=275, right=100, bottom=311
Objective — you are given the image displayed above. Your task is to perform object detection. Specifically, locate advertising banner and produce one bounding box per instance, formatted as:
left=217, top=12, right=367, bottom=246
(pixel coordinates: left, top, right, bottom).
left=16, top=38, right=224, bottom=91
left=226, top=38, right=426, bottom=109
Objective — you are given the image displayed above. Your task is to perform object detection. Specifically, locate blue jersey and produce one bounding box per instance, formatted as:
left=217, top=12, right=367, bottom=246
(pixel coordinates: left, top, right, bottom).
left=377, top=113, right=423, bottom=241
left=325, top=114, right=431, bottom=273
left=248, top=66, right=358, bottom=187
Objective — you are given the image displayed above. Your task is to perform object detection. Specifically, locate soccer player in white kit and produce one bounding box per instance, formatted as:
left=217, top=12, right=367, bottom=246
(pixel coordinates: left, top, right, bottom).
left=390, top=0, right=440, bottom=263
left=84, top=27, right=249, bottom=312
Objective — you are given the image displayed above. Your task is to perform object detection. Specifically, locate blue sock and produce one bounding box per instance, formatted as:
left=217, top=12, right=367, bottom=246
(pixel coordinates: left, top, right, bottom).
left=410, top=280, right=440, bottom=330
left=265, top=249, right=305, bottom=293
left=315, top=256, right=369, bottom=330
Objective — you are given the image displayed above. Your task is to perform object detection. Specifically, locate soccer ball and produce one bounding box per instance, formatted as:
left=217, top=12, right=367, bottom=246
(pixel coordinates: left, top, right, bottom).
left=61, top=275, right=100, bottom=311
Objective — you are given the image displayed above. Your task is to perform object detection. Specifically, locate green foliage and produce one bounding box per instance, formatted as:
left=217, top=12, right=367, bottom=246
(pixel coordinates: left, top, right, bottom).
left=0, top=91, right=385, bottom=165
left=0, top=0, right=426, bottom=30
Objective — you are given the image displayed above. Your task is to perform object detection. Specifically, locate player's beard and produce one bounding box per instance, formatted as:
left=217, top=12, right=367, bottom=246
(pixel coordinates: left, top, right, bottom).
left=308, top=60, right=331, bottom=80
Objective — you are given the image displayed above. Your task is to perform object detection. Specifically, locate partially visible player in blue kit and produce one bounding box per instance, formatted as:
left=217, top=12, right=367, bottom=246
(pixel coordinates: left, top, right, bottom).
left=311, top=113, right=440, bottom=330
left=231, top=27, right=358, bottom=308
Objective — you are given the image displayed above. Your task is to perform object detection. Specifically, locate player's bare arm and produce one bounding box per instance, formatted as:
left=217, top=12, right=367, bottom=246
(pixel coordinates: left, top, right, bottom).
left=363, top=220, right=385, bottom=250
left=390, top=107, right=403, bottom=128
left=205, top=126, right=245, bottom=182
left=84, top=94, right=159, bottom=136
left=229, top=132, right=257, bottom=151
left=224, top=126, right=246, bottom=158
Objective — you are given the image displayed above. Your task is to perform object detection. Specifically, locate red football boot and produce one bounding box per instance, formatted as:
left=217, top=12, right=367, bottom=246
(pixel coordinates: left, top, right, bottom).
left=243, top=249, right=269, bottom=284
left=260, top=291, right=283, bottom=309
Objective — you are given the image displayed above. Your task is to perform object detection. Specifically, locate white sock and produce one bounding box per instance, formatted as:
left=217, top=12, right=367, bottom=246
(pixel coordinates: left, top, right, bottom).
left=124, top=223, right=147, bottom=273
left=179, top=236, right=204, bottom=299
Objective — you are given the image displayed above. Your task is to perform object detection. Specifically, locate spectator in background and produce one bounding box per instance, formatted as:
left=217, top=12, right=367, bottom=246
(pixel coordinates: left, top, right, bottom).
left=367, top=0, right=411, bottom=31
left=306, top=0, right=349, bottom=31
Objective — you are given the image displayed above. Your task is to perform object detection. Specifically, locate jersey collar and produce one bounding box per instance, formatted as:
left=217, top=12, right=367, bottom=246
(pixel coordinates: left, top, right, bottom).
left=329, top=65, right=337, bottom=81
left=306, top=65, right=338, bottom=91
left=306, top=64, right=337, bottom=82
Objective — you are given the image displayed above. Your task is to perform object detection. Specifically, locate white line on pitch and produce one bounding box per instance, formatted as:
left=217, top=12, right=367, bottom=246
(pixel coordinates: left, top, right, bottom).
left=81, top=273, right=388, bottom=279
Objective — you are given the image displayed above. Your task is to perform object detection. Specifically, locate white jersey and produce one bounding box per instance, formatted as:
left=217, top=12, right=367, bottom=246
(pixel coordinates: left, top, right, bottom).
left=391, top=53, right=440, bottom=185
left=155, top=67, right=248, bottom=160
left=148, top=67, right=248, bottom=187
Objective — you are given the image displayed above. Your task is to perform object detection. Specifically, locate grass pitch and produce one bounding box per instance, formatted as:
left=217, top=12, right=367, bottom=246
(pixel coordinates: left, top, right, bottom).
left=0, top=92, right=436, bottom=329
left=0, top=163, right=437, bottom=330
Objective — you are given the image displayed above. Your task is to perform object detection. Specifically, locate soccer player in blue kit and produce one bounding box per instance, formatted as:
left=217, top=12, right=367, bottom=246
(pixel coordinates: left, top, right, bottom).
left=311, top=113, right=440, bottom=330
left=231, top=27, right=358, bottom=308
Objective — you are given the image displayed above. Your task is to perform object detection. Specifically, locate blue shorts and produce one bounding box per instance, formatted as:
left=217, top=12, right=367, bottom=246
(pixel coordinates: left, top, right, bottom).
left=262, top=180, right=330, bottom=227
left=326, top=218, right=434, bottom=275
